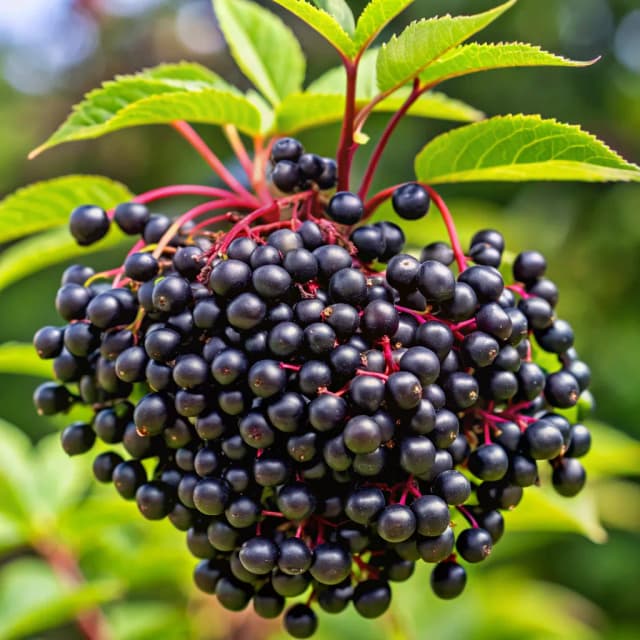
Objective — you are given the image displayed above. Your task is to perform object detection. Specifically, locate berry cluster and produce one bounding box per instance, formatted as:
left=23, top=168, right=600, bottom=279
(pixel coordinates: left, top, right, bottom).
left=33, top=138, right=591, bottom=638
left=271, top=138, right=337, bottom=194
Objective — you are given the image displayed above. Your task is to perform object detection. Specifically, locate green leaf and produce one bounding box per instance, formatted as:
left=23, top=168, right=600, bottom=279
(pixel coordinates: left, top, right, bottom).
left=0, top=176, right=132, bottom=244
left=582, top=421, right=640, bottom=478
left=214, top=0, right=305, bottom=105
left=0, top=342, right=53, bottom=379
left=135, top=61, right=229, bottom=86
left=506, top=482, right=607, bottom=543
left=353, top=0, right=415, bottom=52
left=415, top=115, right=640, bottom=183
left=0, top=559, right=121, bottom=640
left=275, top=90, right=481, bottom=134
left=272, top=0, right=356, bottom=58
left=379, top=88, right=483, bottom=122
left=419, top=42, right=593, bottom=87
left=313, top=0, right=355, bottom=34
left=376, top=0, right=516, bottom=93
left=0, top=225, right=128, bottom=293
left=32, top=84, right=261, bottom=156
left=0, top=419, right=34, bottom=523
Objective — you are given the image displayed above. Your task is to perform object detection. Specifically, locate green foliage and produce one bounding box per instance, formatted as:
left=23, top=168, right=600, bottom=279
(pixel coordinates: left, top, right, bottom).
left=272, top=0, right=356, bottom=57
left=352, top=0, right=415, bottom=53
left=0, top=175, right=132, bottom=243
left=0, top=343, right=53, bottom=378
left=275, top=90, right=482, bottom=134
left=313, top=0, right=356, bottom=34
left=375, top=0, right=517, bottom=93
left=1, top=1, right=640, bottom=638
left=33, top=79, right=261, bottom=155
left=415, top=115, right=640, bottom=184
left=0, top=225, right=127, bottom=293
left=214, top=0, right=306, bottom=105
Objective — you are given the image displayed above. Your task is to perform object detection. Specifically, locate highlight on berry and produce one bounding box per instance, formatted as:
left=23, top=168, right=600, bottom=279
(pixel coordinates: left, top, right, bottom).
left=16, top=0, right=640, bottom=637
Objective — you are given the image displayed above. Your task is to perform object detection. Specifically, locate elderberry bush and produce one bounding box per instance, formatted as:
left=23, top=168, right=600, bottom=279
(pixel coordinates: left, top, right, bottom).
left=33, top=137, right=592, bottom=638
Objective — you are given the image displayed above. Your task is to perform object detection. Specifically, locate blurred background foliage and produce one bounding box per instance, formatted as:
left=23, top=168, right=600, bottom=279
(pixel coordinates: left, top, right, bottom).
left=0, top=1, right=639, bottom=639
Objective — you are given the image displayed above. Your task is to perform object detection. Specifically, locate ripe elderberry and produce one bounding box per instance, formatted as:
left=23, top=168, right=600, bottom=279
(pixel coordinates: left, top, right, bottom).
left=34, top=130, right=593, bottom=637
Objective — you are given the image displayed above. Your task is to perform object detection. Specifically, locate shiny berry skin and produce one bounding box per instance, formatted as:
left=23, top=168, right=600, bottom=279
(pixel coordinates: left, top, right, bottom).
left=114, top=202, right=150, bottom=235
left=353, top=580, right=392, bottom=618
left=392, top=183, right=430, bottom=220
left=456, top=527, right=493, bottom=563
left=468, top=444, right=509, bottom=481
left=326, top=191, right=364, bottom=225
left=552, top=458, right=587, bottom=496
left=309, top=543, right=351, bottom=585
left=430, top=561, right=467, bottom=599
left=271, top=137, right=304, bottom=162
left=272, top=160, right=301, bottom=193
left=284, top=604, right=318, bottom=638
left=69, top=205, right=110, bottom=246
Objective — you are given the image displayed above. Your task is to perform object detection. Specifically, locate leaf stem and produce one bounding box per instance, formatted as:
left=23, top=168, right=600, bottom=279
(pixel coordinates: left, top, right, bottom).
left=337, top=58, right=358, bottom=191
left=223, top=125, right=255, bottom=179
left=152, top=198, right=247, bottom=259
left=422, top=185, right=467, bottom=273
left=171, top=121, right=259, bottom=204
left=359, top=80, right=422, bottom=200
left=133, top=184, right=241, bottom=205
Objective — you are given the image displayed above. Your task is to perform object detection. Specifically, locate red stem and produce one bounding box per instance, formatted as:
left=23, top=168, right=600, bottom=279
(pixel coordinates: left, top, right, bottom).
left=337, top=59, right=358, bottom=192
left=457, top=505, right=479, bottom=529
left=359, top=80, right=422, bottom=201
left=134, top=184, right=241, bottom=205
left=218, top=201, right=279, bottom=254
left=171, top=121, right=259, bottom=205
left=423, top=186, right=467, bottom=273
left=35, top=541, right=110, bottom=640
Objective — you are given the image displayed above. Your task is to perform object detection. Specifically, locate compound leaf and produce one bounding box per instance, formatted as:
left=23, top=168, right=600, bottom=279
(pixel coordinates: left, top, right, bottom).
left=415, top=115, right=640, bottom=184
left=376, top=0, right=516, bottom=93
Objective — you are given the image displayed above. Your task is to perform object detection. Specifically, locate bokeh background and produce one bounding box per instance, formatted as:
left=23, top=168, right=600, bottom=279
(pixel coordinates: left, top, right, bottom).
left=0, top=1, right=639, bottom=639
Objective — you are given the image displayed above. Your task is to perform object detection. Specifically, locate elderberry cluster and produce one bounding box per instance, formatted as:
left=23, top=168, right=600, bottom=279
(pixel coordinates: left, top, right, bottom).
left=33, top=138, right=591, bottom=638
left=270, top=138, right=338, bottom=194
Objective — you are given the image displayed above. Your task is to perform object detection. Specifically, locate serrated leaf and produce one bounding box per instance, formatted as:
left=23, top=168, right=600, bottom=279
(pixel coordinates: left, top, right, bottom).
left=419, top=42, right=593, bottom=87
left=0, top=225, right=128, bottom=293
left=32, top=85, right=261, bottom=156
left=272, top=0, right=355, bottom=57
left=0, top=342, right=54, bottom=379
left=376, top=0, right=516, bottom=93
left=353, top=0, right=415, bottom=51
left=136, top=61, right=229, bottom=86
left=415, top=115, right=640, bottom=183
left=0, top=176, right=133, bottom=243
left=313, top=0, right=355, bottom=34
left=275, top=89, right=481, bottom=133
left=214, top=0, right=305, bottom=105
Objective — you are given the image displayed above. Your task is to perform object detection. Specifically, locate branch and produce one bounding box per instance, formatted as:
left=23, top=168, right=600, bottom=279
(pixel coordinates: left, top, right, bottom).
left=336, top=59, right=358, bottom=191
left=171, top=121, right=259, bottom=205
left=359, top=79, right=422, bottom=200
